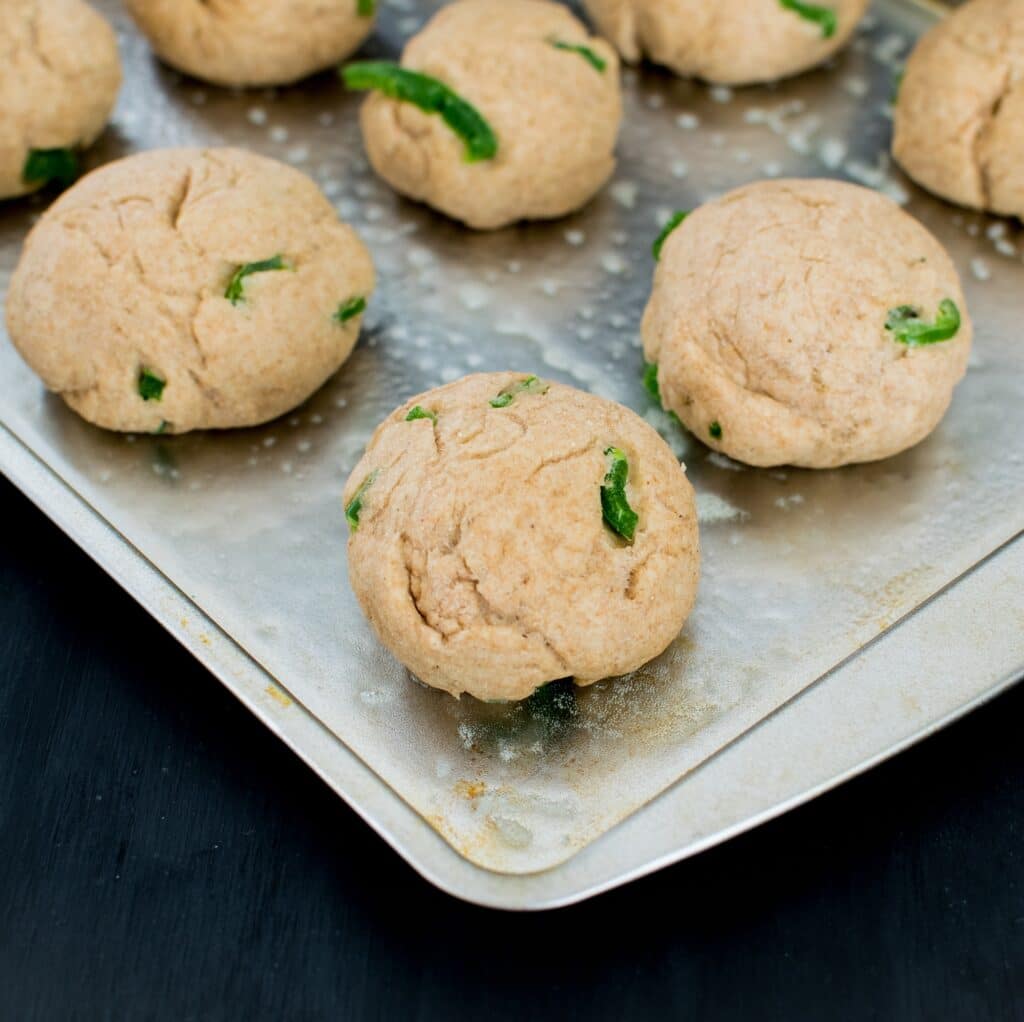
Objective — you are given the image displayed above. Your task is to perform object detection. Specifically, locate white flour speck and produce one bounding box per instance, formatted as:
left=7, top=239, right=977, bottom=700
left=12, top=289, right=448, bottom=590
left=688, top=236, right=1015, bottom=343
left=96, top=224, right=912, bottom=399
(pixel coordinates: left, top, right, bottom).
left=970, top=257, right=992, bottom=282
left=697, top=492, right=749, bottom=525
left=611, top=180, right=639, bottom=209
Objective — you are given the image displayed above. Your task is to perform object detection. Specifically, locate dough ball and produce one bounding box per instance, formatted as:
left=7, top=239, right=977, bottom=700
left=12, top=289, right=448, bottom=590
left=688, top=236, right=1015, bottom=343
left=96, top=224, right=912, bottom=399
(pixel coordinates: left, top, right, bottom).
left=355, top=0, right=622, bottom=230
left=0, top=0, right=121, bottom=200
left=642, top=179, right=972, bottom=469
left=124, top=0, right=375, bottom=87
left=343, top=373, right=700, bottom=702
left=893, top=0, right=1024, bottom=219
left=582, top=0, right=869, bottom=85
left=6, top=147, right=375, bottom=434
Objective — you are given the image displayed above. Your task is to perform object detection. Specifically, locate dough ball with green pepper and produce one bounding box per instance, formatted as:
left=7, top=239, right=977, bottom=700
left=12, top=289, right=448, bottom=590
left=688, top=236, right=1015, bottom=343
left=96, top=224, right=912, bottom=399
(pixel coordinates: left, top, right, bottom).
left=893, top=0, right=1024, bottom=221
left=582, top=0, right=868, bottom=85
left=124, top=0, right=376, bottom=88
left=642, top=179, right=972, bottom=469
left=343, top=373, right=699, bottom=702
left=348, top=0, right=622, bottom=230
left=6, top=148, right=375, bottom=433
left=0, top=0, right=121, bottom=201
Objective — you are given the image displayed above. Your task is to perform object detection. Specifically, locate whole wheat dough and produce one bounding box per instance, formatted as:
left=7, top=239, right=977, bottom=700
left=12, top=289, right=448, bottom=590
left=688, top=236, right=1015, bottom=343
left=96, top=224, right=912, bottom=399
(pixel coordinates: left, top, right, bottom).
left=124, top=0, right=376, bottom=87
left=642, top=179, right=972, bottom=469
left=893, top=0, right=1024, bottom=219
left=583, top=0, right=869, bottom=85
left=357, top=0, right=622, bottom=230
left=343, top=372, right=700, bottom=701
left=6, top=148, right=375, bottom=433
left=0, top=0, right=121, bottom=200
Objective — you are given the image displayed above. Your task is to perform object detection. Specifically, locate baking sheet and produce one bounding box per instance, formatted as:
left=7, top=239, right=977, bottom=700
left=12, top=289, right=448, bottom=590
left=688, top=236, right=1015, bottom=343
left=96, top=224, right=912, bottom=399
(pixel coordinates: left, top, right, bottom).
left=1, top=0, right=1021, bottom=875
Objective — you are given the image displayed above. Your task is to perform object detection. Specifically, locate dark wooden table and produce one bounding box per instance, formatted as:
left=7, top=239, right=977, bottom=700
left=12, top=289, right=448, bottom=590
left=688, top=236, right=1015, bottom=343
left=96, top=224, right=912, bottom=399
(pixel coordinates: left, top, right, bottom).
left=1, top=475, right=1021, bottom=1021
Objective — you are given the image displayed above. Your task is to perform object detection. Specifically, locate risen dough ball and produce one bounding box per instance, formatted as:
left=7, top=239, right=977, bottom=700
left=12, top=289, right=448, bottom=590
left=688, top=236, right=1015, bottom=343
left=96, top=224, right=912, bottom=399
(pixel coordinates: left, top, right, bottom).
left=0, top=0, right=121, bottom=200
left=642, top=179, right=972, bottom=469
left=6, top=148, right=375, bottom=433
left=343, top=373, right=700, bottom=702
left=357, top=0, right=622, bottom=230
left=583, top=0, right=869, bottom=85
left=124, top=0, right=375, bottom=87
left=893, top=0, right=1024, bottom=219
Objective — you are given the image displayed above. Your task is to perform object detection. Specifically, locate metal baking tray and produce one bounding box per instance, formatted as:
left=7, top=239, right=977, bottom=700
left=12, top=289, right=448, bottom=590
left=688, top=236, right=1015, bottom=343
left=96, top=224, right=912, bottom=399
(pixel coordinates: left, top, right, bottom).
left=2, top=0, right=1021, bottom=907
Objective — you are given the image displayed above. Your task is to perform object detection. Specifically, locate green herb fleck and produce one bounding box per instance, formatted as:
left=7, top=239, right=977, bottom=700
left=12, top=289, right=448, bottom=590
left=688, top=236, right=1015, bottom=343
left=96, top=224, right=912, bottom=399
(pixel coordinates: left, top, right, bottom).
left=885, top=299, right=961, bottom=347
left=405, top=405, right=437, bottom=423
left=709, top=421, right=723, bottom=440
left=138, top=368, right=166, bottom=402
left=642, top=362, right=662, bottom=404
left=778, top=0, right=837, bottom=39
left=345, top=469, right=379, bottom=532
left=601, top=446, right=639, bottom=543
left=341, top=61, right=498, bottom=163
left=549, top=39, right=607, bottom=73
left=641, top=362, right=682, bottom=425
left=225, top=255, right=289, bottom=305
left=22, top=148, right=80, bottom=189
left=154, top=420, right=171, bottom=435
left=489, top=375, right=549, bottom=408
left=652, top=210, right=689, bottom=260
left=892, top=69, right=905, bottom=104
left=335, top=295, right=367, bottom=324
left=356, top=0, right=375, bottom=16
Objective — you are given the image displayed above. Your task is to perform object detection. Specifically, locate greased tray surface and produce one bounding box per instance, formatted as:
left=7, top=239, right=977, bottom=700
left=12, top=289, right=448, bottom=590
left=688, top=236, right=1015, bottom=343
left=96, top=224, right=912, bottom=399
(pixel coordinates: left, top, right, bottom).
left=1, top=0, right=1021, bottom=875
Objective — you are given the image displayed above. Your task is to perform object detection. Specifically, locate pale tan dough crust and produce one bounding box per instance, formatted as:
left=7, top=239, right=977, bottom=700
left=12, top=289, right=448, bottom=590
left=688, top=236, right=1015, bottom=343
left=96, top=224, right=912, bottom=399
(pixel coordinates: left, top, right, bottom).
left=582, top=0, right=869, bottom=85
left=0, top=0, right=121, bottom=200
left=343, top=373, right=700, bottom=702
left=124, top=0, right=375, bottom=87
left=642, top=179, right=972, bottom=469
left=6, top=148, right=375, bottom=434
left=358, top=0, right=622, bottom=230
left=893, top=0, right=1024, bottom=219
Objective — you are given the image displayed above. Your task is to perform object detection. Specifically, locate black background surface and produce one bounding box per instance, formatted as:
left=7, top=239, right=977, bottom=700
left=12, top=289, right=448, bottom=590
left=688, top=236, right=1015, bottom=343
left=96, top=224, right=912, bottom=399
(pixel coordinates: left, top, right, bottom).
left=1, top=476, right=1022, bottom=1021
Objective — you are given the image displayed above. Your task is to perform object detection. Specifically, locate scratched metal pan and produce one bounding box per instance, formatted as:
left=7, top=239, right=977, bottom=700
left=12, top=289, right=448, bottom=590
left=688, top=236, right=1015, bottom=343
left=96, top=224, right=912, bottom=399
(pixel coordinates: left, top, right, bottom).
left=2, top=0, right=1022, bottom=896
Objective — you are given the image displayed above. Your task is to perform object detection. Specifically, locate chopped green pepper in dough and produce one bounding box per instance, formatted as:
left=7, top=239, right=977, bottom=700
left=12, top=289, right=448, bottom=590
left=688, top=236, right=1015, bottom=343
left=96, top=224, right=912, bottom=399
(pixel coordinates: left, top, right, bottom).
left=885, top=299, right=961, bottom=347
left=225, top=255, right=290, bottom=305
left=601, top=446, right=639, bottom=543
left=341, top=61, right=498, bottom=163
left=489, top=375, right=549, bottom=408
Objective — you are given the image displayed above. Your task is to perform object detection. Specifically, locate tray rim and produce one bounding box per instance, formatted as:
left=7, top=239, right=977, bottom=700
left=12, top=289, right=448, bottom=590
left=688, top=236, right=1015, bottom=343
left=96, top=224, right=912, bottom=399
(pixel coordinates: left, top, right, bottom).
left=3, top=423, right=1021, bottom=911
left=4, top=0, right=1020, bottom=909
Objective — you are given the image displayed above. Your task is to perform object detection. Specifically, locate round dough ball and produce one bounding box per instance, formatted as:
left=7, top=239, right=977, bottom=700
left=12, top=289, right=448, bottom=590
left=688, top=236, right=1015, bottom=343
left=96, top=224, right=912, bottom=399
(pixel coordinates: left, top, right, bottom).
left=0, top=0, right=121, bottom=200
left=357, top=0, right=622, bottom=230
left=583, top=0, right=869, bottom=85
left=642, top=179, right=972, bottom=469
left=124, top=0, right=375, bottom=87
left=343, top=373, right=700, bottom=702
left=893, top=0, right=1024, bottom=219
left=6, top=147, right=375, bottom=434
